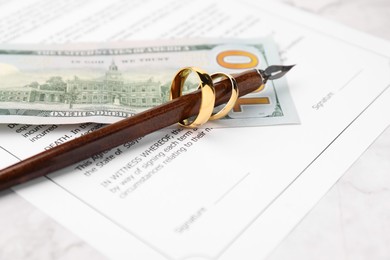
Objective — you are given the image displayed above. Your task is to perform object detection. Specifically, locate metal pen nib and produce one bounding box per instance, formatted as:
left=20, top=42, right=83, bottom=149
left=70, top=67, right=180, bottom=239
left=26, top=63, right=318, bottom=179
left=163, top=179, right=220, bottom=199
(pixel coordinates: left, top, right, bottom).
left=259, top=65, right=295, bottom=82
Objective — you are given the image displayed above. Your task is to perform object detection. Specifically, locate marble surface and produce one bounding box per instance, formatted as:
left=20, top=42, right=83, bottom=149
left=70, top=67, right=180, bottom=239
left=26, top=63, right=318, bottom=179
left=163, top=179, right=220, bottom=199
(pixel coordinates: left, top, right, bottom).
left=0, top=1, right=389, bottom=259
left=0, top=189, right=106, bottom=260
left=267, top=126, right=390, bottom=260
left=267, top=0, right=390, bottom=259
left=284, top=0, right=390, bottom=41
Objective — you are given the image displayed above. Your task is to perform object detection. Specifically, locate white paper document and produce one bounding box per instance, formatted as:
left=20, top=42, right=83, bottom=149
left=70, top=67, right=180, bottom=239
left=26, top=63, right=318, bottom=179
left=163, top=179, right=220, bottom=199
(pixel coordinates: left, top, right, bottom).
left=0, top=1, right=389, bottom=259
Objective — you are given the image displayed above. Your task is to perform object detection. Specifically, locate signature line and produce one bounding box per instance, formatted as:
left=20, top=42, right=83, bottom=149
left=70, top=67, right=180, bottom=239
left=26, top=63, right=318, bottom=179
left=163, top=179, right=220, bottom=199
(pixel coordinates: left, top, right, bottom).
left=339, top=69, right=364, bottom=91
left=214, top=172, right=251, bottom=205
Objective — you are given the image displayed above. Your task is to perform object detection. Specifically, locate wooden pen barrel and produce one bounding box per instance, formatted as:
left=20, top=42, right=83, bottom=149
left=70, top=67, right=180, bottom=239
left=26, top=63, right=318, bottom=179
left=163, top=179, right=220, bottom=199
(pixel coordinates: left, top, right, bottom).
left=0, top=69, right=263, bottom=191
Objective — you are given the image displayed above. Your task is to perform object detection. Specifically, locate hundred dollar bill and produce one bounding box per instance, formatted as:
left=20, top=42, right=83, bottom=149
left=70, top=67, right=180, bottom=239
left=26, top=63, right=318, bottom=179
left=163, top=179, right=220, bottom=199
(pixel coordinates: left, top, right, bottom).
left=0, top=38, right=299, bottom=127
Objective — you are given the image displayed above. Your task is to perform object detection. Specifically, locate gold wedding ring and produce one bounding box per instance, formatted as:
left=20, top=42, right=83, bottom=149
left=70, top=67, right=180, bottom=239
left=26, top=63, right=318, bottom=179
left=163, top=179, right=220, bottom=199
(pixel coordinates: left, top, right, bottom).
left=170, top=67, right=215, bottom=128
left=209, top=72, right=239, bottom=120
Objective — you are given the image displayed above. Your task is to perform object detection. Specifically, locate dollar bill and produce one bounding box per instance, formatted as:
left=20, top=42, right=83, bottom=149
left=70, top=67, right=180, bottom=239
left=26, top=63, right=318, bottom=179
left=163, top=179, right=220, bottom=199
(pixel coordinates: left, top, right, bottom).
left=0, top=38, right=299, bottom=127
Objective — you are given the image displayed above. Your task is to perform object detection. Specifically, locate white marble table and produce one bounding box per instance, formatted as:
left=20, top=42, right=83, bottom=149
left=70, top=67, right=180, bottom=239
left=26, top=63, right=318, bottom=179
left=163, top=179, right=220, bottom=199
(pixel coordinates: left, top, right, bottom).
left=268, top=1, right=390, bottom=259
left=0, top=1, right=389, bottom=259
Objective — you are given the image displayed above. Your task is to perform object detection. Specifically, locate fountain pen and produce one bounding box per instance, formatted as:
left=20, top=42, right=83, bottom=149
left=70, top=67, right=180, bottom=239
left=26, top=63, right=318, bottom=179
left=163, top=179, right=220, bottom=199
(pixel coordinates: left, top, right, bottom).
left=0, top=65, right=293, bottom=191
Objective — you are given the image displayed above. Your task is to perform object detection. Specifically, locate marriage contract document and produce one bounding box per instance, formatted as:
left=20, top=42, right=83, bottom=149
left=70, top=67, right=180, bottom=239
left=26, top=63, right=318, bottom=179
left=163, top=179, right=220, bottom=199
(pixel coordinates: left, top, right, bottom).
left=0, top=0, right=390, bottom=259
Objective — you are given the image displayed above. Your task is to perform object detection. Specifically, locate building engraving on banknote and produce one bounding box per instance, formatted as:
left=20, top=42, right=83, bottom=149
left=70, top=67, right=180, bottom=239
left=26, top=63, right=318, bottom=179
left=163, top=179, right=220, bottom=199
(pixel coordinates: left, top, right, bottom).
left=0, top=61, right=167, bottom=110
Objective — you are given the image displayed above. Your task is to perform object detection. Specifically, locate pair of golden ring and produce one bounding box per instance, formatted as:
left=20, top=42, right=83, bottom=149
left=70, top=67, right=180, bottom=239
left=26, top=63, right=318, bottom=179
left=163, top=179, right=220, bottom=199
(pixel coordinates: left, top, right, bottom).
left=169, top=67, right=239, bottom=128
